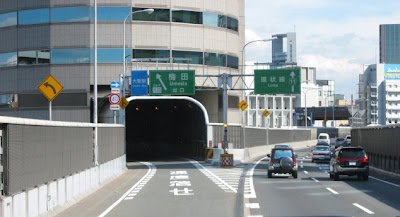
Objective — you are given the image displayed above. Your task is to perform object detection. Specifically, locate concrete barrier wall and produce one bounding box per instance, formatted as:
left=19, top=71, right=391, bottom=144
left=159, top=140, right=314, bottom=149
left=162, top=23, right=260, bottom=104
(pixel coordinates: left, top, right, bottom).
left=352, top=125, right=400, bottom=174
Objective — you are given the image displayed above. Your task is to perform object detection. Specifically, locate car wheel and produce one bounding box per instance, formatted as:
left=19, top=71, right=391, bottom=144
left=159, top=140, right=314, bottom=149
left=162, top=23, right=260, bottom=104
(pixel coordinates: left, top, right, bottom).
left=329, top=173, right=333, bottom=179
left=363, top=175, right=369, bottom=181
left=268, top=171, right=272, bottom=178
left=311, top=159, right=314, bottom=163
left=292, top=171, right=298, bottom=179
left=334, top=172, right=340, bottom=181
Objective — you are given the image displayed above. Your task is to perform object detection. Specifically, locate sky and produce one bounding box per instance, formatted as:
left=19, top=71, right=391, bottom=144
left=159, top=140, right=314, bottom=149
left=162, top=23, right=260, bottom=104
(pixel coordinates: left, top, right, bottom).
left=245, top=0, right=400, bottom=99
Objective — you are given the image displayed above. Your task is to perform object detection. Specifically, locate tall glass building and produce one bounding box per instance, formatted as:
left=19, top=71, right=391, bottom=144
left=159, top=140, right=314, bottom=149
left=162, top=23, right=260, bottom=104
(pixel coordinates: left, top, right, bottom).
left=0, top=0, right=245, bottom=123
left=380, top=24, right=400, bottom=64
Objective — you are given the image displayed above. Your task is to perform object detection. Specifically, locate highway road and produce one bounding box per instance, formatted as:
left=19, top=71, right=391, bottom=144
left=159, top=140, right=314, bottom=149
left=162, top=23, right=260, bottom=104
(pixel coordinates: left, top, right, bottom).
left=54, top=148, right=400, bottom=217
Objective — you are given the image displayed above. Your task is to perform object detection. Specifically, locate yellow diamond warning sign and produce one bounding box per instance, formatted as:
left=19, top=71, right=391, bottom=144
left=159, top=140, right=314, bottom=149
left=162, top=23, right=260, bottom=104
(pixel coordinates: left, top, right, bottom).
left=38, top=75, right=63, bottom=101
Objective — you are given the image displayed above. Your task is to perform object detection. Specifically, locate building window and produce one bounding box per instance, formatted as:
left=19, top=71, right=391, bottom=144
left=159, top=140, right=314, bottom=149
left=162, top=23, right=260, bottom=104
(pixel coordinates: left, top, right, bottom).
left=227, top=16, right=238, bottom=32
left=205, top=52, right=226, bottom=67
left=89, top=48, right=131, bottom=63
left=227, top=55, right=238, bottom=69
left=132, top=8, right=170, bottom=22
left=172, top=9, right=202, bottom=24
left=172, top=50, right=203, bottom=65
left=132, top=49, right=170, bottom=63
left=18, top=50, right=50, bottom=65
left=19, top=9, right=49, bottom=25
left=0, top=52, right=17, bottom=67
left=51, top=49, right=90, bottom=64
left=0, top=12, right=17, bottom=28
left=51, top=7, right=90, bottom=23
left=203, top=12, right=226, bottom=28
left=90, top=7, right=131, bottom=21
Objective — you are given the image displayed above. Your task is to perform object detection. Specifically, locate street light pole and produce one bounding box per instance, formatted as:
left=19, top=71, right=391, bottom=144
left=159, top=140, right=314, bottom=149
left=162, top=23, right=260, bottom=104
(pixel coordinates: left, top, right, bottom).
left=93, top=0, right=98, bottom=165
left=122, top=8, right=154, bottom=124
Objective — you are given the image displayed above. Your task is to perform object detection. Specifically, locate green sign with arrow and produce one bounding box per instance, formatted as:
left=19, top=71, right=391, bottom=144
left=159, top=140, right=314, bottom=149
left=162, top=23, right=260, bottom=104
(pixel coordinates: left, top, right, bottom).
left=149, top=70, right=195, bottom=96
left=254, top=68, right=301, bottom=94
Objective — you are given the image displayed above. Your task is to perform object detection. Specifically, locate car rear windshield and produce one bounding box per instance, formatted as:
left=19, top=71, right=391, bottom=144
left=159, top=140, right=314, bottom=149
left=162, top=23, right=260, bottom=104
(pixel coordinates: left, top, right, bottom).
left=339, top=149, right=365, bottom=158
left=319, top=136, right=327, bottom=139
left=273, top=150, right=293, bottom=159
left=316, top=142, right=329, bottom=146
left=337, top=138, right=345, bottom=141
left=316, top=146, right=330, bottom=151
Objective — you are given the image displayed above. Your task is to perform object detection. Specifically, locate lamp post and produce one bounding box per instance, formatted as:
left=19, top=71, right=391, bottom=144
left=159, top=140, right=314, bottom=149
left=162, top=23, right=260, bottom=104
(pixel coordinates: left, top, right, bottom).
left=121, top=8, right=154, bottom=124
left=301, top=80, right=313, bottom=128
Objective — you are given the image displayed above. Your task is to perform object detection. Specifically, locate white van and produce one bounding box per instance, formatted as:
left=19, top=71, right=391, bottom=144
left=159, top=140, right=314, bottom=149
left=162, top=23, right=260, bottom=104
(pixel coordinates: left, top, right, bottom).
left=318, top=133, right=330, bottom=144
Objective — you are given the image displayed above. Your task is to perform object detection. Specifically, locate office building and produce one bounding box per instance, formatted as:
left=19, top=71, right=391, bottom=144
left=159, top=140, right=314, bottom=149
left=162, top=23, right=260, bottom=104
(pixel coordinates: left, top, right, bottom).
left=0, top=0, right=245, bottom=123
left=271, top=32, right=296, bottom=67
left=380, top=24, right=400, bottom=64
left=358, top=64, right=400, bottom=125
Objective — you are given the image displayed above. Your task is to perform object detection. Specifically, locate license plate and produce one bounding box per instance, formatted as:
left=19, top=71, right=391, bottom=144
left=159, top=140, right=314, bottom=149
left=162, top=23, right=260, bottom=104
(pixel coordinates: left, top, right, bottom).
left=349, top=161, right=356, bottom=166
left=273, top=163, right=280, bottom=167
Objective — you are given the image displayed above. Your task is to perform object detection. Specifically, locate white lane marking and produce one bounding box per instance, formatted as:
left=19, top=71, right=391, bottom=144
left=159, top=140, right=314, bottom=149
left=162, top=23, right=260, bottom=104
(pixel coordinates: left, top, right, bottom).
left=189, top=160, right=237, bottom=193
left=370, top=176, right=400, bottom=188
left=248, top=216, right=263, bottom=217
left=124, top=197, right=133, bottom=200
left=245, top=156, right=268, bottom=198
left=98, top=162, right=155, bottom=217
left=353, top=203, right=374, bottom=214
left=311, top=177, right=319, bottom=183
left=326, top=187, right=339, bottom=195
left=245, top=203, right=260, bottom=209
left=304, top=171, right=309, bottom=174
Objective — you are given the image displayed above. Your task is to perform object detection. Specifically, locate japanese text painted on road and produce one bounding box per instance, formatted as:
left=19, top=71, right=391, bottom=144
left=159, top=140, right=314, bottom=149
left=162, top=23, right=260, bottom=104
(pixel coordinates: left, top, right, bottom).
left=169, top=171, right=194, bottom=196
left=149, top=70, right=195, bottom=96
left=254, top=68, right=300, bottom=94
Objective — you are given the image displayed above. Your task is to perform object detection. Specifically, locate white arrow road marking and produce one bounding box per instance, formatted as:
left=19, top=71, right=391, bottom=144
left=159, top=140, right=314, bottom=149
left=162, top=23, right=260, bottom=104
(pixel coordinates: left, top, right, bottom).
left=156, top=74, right=167, bottom=90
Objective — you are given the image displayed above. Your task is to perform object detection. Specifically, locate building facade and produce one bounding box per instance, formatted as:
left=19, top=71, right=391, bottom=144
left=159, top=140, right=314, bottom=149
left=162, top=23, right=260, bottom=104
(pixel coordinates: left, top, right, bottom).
left=271, top=32, right=296, bottom=67
left=380, top=24, right=400, bottom=64
left=358, top=64, right=400, bottom=125
left=0, top=0, right=245, bottom=123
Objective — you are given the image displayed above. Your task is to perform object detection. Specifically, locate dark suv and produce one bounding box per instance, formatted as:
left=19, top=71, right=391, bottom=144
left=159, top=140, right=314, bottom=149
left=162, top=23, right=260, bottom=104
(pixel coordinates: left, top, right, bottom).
left=329, top=147, right=369, bottom=181
left=267, top=147, right=298, bottom=178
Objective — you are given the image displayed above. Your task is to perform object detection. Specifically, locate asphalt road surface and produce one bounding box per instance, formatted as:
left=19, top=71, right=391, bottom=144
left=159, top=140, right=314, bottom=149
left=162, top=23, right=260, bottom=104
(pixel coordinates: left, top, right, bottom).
left=54, top=148, right=400, bottom=217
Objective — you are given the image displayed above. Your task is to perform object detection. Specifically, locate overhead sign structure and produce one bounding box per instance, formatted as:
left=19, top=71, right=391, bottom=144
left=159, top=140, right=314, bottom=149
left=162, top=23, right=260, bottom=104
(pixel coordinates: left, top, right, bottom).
left=149, top=70, right=195, bottom=96
left=238, top=100, right=248, bottom=111
left=254, top=68, right=300, bottom=94
left=38, top=75, right=64, bottom=101
left=131, top=70, right=148, bottom=96
left=109, top=93, right=121, bottom=110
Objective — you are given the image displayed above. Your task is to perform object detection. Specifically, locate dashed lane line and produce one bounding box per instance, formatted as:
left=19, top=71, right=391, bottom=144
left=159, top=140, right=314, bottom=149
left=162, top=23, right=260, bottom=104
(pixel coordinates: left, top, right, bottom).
left=304, top=171, right=309, bottom=174
left=245, top=203, right=260, bottom=209
left=353, top=203, right=374, bottom=214
left=326, top=187, right=339, bottom=195
left=311, top=177, right=319, bottom=183
left=98, top=162, right=156, bottom=217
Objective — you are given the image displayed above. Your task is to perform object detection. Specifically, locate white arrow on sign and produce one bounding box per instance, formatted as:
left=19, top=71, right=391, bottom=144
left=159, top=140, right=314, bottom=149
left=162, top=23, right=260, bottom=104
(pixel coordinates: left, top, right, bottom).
left=290, top=71, right=296, bottom=93
left=156, top=74, right=167, bottom=91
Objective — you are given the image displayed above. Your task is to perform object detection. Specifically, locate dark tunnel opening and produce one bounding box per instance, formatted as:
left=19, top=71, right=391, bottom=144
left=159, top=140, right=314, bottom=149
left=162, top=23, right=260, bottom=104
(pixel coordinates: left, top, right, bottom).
left=126, top=98, right=207, bottom=161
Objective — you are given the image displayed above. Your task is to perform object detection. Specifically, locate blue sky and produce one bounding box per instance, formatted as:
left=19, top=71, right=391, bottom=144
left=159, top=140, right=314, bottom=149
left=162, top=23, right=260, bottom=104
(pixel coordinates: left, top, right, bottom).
left=245, top=0, right=400, bottom=99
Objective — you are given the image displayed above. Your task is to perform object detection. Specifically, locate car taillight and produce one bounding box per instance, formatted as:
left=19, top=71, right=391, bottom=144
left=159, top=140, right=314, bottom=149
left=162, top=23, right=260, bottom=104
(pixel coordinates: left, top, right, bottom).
left=269, top=159, right=273, bottom=166
left=293, top=157, right=297, bottom=166
left=359, top=156, right=369, bottom=163
left=336, top=157, right=342, bottom=163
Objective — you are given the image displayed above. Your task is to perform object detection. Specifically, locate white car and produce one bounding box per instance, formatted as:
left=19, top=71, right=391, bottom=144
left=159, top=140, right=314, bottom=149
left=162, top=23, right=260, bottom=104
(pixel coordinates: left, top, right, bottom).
left=318, top=133, right=330, bottom=144
left=345, top=135, right=351, bottom=145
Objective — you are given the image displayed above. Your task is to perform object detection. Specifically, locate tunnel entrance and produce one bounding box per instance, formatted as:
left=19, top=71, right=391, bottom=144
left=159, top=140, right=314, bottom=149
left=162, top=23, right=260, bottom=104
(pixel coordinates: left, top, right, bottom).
left=125, top=96, right=208, bottom=161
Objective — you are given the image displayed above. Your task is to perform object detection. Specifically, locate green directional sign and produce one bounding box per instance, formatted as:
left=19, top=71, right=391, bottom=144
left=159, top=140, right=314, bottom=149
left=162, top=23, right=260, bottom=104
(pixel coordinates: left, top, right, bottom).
left=254, top=68, right=301, bottom=94
left=149, top=70, right=195, bottom=96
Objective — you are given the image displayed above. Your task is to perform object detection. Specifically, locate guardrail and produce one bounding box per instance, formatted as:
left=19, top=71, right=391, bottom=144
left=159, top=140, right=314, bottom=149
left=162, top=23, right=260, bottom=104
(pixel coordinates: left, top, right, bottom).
left=0, top=116, right=126, bottom=217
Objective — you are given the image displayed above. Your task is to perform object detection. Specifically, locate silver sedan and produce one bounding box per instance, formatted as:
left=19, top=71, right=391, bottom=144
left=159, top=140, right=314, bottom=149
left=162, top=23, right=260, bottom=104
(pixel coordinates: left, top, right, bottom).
left=311, top=146, right=331, bottom=162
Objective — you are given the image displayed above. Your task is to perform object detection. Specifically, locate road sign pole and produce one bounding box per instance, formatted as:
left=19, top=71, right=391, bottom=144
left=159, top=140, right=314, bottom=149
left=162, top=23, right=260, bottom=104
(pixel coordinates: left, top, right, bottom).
left=49, top=101, right=52, bottom=121
left=223, top=73, right=228, bottom=154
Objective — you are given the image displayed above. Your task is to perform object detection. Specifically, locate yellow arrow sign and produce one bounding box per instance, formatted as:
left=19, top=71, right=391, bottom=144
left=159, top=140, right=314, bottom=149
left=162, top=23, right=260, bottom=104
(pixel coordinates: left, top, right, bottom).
left=38, top=75, right=63, bottom=101
left=119, top=97, right=129, bottom=109
left=263, top=109, right=271, bottom=117
left=238, top=100, right=248, bottom=111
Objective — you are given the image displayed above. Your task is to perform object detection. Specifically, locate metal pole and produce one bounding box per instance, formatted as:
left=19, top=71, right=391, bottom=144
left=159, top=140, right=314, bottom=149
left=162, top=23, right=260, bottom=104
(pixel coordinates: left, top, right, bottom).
left=49, top=101, right=52, bottom=121
left=223, top=73, right=228, bottom=154
left=94, top=0, right=98, bottom=165
left=305, top=93, right=308, bottom=128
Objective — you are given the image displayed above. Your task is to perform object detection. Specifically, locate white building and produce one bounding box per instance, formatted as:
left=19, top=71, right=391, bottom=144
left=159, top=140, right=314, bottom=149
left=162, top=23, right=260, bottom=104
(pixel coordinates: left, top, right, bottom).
left=358, top=64, right=400, bottom=125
